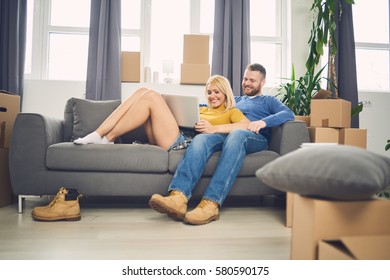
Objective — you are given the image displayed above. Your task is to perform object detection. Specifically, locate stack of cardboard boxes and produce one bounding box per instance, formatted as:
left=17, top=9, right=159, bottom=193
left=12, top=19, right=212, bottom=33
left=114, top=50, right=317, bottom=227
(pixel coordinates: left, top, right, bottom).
left=289, top=98, right=390, bottom=260
left=309, top=98, right=367, bottom=149
left=291, top=194, right=390, bottom=260
left=286, top=98, right=368, bottom=228
left=121, top=35, right=210, bottom=85
left=0, top=91, right=20, bottom=207
left=180, top=34, right=210, bottom=85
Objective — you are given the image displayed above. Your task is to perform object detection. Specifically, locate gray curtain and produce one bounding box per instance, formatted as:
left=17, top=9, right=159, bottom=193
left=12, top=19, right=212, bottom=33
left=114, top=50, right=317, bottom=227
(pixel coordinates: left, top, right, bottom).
left=334, top=0, right=359, bottom=128
left=86, top=0, right=121, bottom=101
left=0, top=0, right=27, bottom=98
left=212, top=0, right=250, bottom=96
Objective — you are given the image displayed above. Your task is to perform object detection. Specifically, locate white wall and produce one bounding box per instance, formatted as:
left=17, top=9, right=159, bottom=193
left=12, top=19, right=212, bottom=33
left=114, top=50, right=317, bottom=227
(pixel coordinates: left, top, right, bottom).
left=21, top=0, right=390, bottom=157
left=359, top=91, right=390, bottom=156
left=22, top=80, right=86, bottom=119
left=22, top=80, right=206, bottom=120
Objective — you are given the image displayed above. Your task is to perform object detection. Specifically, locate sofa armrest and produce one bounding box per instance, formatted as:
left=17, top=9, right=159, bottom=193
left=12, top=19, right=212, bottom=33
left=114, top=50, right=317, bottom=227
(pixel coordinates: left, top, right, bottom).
left=9, top=113, right=63, bottom=195
left=269, top=120, right=310, bottom=155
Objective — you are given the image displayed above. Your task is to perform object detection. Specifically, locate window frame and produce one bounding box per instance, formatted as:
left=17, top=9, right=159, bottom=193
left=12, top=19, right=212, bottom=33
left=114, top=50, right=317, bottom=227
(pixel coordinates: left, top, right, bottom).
left=27, top=0, right=91, bottom=80
left=249, top=0, right=288, bottom=87
left=353, top=0, right=390, bottom=92
left=26, top=0, right=286, bottom=84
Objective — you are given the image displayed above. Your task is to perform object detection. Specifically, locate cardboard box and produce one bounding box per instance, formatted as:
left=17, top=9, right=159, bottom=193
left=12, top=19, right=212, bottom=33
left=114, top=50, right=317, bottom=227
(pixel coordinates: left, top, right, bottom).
left=0, top=91, right=20, bottom=148
left=310, top=99, right=351, bottom=128
left=295, top=115, right=310, bottom=127
left=291, top=194, right=390, bottom=260
left=180, top=63, right=210, bottom=85
left=309, top=127, right=339, bottom=143
left=339, top=128, right=367, bottom=149
left=286, top=192, right=294, bottom=228
left=0, top=148, right=14, bottom=207
left=121, top=52, right=140, bottom=82
left=183, top=34, right=209, bottom=64
left=318, top=235, right=390, bottom=260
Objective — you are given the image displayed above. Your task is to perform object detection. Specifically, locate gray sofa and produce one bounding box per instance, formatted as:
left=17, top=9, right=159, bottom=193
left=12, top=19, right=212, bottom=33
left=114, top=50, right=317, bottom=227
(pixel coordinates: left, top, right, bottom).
left=9, top=98, right=310, bottom=213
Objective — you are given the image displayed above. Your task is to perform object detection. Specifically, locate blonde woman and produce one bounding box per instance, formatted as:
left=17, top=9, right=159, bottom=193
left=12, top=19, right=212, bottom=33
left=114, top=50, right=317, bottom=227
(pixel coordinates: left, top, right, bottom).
left=149, top=76, right=252, bottom=225
left=74, top=75, right=249, bottom=151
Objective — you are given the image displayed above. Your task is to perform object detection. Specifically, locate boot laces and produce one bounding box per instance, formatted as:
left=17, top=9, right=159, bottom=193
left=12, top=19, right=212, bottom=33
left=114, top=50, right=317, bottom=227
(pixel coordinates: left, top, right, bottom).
left=48, top=187, right=67, bottom=208
left=169, top=190, right=182, bottom=197
left=198, top=199, right=213, bottom=209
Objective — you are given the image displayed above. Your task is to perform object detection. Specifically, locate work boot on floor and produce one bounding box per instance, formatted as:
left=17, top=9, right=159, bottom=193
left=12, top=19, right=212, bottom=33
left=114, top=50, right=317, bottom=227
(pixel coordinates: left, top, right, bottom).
left=149, top=190, right=188, bottom=220
left=183, top=199, right=219, bottom=225
left=31, top=187, right=82, bottom=222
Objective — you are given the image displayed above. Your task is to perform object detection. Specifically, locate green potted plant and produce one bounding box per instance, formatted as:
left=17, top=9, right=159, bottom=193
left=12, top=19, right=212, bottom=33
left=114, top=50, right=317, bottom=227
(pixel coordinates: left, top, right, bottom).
left=278, top=0, right=355, bottom=124
left=277, top=64, right=326, bottom=126
left=307, top=0, right=355, bottom=97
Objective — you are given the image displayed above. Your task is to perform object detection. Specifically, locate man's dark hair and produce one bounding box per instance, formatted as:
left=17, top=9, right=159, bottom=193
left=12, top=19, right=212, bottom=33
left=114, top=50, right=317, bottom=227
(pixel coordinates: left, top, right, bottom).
left=246, top=63, right=266, bottom=78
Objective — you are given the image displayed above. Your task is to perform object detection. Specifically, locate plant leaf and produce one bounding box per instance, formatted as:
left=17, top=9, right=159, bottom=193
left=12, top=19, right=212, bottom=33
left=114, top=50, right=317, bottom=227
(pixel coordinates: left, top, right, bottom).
left=351, top=102, right=363, bottom=116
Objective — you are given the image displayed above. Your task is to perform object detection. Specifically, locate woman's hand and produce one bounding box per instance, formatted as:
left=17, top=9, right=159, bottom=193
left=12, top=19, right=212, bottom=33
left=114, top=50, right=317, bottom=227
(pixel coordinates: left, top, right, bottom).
left=195, top=120, right=216, bottom=134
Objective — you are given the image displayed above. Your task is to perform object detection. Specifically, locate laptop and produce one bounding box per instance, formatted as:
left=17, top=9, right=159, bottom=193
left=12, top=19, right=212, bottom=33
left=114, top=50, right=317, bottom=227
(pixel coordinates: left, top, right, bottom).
left=162, top=93, right=200, bottom=129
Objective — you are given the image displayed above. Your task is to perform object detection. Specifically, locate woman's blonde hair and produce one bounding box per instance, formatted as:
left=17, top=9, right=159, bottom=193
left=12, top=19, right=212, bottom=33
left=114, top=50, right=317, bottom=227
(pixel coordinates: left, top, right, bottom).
left=204, top=75, right=236, bottom=111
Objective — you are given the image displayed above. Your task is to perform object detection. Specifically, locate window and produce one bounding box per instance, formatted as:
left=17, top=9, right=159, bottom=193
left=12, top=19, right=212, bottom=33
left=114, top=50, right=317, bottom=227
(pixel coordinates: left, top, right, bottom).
left=121, top=0, right=141, bottom=52
left=26, top=0, right=90, bottom=80
left=148, top=0, right=214, bottom=82
left=149, top=0, right=190, bottom=82
left=353, top=0, right=390, bottom=91
left=249, top=0, right=286, bottom=87
left=47, top=0, right=90, bottom=80
left=26, top=0, right=214, bottom=82
left=25, top=0, right=287, bottom=85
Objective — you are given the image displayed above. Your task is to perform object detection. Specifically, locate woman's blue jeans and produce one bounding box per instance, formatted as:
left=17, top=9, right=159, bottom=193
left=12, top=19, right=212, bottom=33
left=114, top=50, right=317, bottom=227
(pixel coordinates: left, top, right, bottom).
left=168, top=129, right=268, bottom=206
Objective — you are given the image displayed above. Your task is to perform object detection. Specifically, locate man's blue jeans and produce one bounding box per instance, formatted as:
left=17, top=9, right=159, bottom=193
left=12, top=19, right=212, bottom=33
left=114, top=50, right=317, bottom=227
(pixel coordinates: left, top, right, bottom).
left=168, top=129, right=268, bottom=206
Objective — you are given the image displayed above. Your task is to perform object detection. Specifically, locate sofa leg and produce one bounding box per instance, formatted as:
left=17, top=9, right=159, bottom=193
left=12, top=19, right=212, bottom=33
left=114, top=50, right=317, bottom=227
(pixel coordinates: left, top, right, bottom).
left=18, top=195, right=41, bottom=214
left=18, top=195, right=24, bottom=214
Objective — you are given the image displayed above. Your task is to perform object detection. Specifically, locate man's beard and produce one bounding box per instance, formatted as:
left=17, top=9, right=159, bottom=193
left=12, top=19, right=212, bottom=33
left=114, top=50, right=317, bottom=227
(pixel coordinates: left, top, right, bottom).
left=243, top=85, right=261, bottom=96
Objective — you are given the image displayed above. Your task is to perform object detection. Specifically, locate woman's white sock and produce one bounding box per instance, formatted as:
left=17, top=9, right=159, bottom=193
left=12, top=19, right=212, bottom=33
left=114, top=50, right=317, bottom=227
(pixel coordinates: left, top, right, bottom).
left=101, top=136, right=114, bottom=144
left=73, top=131, right=103, bottom=145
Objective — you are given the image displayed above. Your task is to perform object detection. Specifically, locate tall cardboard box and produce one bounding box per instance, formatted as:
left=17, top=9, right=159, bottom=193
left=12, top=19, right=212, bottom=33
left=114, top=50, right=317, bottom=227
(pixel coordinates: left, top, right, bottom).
left=318, top=235, right=390, bottom=260
left=0, top=91, right=20, bottom=148
left=309, top=127, right=339, bottom=143
left=310, top=99, right=351, bottom=128
left=121, top=52, right=141, bottom=82
left=291, top=194, right=390, bottom=260
left=339, top=128, right=367, bottom=149
left=181, top=34, right=210, bottom=85
left=0, top=148, right=13, bottom=207
left=183, top=34, right=209, bottom=64
left=180, top=63, right=210, bottom=85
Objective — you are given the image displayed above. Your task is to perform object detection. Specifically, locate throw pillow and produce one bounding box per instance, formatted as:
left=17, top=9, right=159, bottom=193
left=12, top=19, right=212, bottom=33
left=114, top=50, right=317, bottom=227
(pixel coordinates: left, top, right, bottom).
left=69, top=98, right=121, bottom=141
left=256, top=144, right=390, bottom=200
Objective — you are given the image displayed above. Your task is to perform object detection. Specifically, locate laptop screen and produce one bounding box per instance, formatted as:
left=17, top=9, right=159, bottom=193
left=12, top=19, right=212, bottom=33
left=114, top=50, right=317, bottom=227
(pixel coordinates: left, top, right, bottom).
left=162, top=93, right=200, bottom=129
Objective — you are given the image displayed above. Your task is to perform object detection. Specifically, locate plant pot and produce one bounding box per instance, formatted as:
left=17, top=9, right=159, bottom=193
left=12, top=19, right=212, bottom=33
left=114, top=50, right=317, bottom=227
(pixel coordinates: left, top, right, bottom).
left=295, top=115, right=310, bottom=127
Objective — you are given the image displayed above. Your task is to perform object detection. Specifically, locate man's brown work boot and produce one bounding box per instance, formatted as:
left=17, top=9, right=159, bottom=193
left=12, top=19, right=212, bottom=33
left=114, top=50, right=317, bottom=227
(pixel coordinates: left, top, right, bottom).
left=149, top=190, right=188, bottom=220
left=31, top=187, right=82, bottom=221
left=183, top=199, right=219, bottom=225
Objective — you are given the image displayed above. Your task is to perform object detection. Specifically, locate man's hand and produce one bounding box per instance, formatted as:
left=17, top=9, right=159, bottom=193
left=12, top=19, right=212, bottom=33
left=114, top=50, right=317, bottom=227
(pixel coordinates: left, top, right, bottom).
left=248, top=120, right=266, bottom=134
left=195, top=120, right=216, bottom=134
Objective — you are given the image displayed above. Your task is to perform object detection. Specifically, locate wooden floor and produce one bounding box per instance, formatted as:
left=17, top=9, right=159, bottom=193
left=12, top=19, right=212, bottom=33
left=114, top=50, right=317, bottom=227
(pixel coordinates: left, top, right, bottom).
left=0, top=195, right=291, bottom=260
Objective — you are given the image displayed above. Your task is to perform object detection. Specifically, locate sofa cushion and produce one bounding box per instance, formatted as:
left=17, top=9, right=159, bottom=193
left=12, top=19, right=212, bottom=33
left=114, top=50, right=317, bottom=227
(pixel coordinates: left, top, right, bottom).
left=256, top=145, right=390, bottom=200
left=46, top=143, right=169, bottom=173
left=169, top=149, right=279, bottom=176
left=63, top=98, right=121, bottom=142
